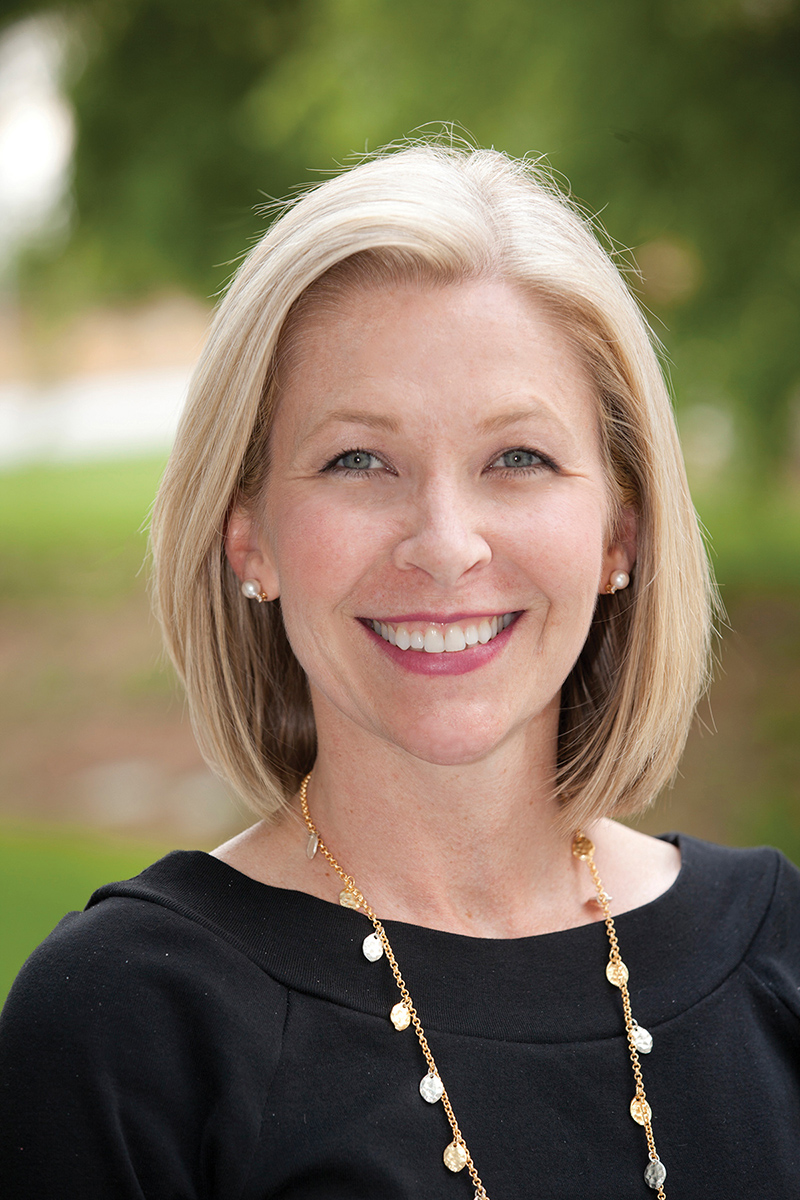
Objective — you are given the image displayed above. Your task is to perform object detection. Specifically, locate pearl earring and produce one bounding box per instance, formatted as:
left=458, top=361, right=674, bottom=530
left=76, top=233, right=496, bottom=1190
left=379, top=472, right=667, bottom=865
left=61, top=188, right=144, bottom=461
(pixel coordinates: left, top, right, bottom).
left=241, top=578, right=270, bottom=602
left=606, top=570, right=630, bottom=595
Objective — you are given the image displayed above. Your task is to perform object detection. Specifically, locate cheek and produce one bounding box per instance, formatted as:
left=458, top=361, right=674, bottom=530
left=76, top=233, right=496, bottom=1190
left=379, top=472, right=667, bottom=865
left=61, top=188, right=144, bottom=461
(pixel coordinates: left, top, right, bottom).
left=512, top=493, right=607, bottom=598
left=268, top=493, right=388, bottom=611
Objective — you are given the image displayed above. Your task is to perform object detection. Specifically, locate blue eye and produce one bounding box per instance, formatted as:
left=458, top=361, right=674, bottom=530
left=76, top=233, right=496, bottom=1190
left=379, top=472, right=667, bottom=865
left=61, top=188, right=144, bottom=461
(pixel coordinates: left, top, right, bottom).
left=327, top=449, right=384, bottom=473
left=491, top=449, right=544, bottom=470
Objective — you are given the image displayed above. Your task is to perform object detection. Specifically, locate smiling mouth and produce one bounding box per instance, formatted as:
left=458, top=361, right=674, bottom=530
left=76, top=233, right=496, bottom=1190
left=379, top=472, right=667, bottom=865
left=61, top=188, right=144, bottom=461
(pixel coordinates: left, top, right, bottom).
left=366, top=613, right=518, bottom=653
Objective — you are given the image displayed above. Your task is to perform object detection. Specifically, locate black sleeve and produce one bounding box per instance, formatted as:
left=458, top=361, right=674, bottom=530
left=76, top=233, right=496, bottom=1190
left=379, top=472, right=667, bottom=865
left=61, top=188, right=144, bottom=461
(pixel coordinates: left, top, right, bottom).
left=745, top=849, right=800, bottom=1022
left=0, top=898, right=288, bottom=1200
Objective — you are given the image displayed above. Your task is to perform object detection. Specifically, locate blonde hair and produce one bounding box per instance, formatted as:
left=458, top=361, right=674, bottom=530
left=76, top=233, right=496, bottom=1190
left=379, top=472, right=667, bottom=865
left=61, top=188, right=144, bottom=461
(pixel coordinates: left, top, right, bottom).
left=151, top=142, right=715, bottom=828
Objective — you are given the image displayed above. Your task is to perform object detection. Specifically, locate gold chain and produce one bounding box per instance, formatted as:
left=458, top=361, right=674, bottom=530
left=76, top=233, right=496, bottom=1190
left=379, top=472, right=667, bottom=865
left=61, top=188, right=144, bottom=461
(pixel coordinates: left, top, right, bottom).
left=300, top=774, right=665, bottom=1199
left=573, top=832, right=667, bottom=1200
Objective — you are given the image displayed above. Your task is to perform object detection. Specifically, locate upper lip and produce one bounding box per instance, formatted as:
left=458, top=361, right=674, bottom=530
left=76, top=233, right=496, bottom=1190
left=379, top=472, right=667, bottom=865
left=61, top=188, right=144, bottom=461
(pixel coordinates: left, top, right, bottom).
left=362, top=611, right=518, bottom=624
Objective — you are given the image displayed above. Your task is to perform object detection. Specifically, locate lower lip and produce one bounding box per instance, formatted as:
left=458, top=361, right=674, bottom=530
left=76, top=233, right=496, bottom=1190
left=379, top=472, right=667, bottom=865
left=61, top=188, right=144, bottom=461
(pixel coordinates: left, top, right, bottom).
left=362, top=618, right=519, bottom=675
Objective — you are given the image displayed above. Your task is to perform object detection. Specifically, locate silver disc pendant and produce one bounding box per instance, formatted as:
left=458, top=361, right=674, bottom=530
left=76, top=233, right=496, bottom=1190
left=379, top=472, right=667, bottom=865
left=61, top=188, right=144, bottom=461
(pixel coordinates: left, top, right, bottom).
left=390, top=1002, right=411, bottom=1030
left=419, top=1071, right=444, bottom=1103
left=362, top=932, right=384, bottom=962
left=632, top=1022, right=654, bottom=1054
left=644, top=1158, right=667, bottom=1189
left=306, top=832, right=318, bottom=859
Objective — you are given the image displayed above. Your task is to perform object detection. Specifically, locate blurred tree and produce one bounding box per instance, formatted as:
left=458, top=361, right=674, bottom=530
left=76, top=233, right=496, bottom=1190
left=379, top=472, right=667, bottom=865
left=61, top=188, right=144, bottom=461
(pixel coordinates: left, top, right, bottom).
left=3, top=0, right=799, bottom=462
left=2, top=0, right=317, bottom=303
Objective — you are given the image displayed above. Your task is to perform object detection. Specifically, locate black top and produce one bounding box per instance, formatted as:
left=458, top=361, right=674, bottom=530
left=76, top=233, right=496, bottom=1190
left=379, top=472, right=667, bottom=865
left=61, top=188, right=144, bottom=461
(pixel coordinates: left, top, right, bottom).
left=1, top=834, right=799, bottom=1199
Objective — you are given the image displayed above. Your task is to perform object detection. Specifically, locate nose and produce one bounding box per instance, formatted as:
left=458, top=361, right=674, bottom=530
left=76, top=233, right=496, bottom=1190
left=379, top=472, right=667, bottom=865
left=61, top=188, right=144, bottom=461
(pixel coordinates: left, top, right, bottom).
left=391, top=480, right=492, bottom=586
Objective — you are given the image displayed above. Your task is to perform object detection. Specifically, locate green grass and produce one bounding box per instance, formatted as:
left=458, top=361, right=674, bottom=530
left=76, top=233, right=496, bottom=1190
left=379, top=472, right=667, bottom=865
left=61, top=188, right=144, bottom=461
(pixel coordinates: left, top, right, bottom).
left=0, top=823, right=170, bottom=1006
left=0, top=456, right=167, bottom=602
left=0, top=457, right=166, bottom=548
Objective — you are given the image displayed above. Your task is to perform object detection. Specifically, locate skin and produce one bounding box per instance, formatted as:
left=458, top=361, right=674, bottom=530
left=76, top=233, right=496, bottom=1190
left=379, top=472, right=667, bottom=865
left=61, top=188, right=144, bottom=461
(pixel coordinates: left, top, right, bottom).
left=219, top=279, right=680, bottom=938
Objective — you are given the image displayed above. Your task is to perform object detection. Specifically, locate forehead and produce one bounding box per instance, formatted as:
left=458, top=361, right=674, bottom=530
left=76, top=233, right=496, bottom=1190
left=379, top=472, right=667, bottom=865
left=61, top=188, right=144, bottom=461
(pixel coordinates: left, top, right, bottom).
left=273, top=278, right=600, bottom=435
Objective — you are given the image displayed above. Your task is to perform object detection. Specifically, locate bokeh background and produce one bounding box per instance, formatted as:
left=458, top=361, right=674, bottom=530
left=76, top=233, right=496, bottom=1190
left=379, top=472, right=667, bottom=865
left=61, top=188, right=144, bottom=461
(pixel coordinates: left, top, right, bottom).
left=2, top=0, right=799, bottom=1002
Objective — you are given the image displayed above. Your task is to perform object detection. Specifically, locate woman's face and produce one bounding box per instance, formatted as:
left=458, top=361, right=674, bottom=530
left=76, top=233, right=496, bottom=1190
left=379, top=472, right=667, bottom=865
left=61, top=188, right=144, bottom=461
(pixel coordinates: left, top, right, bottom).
left=230, top=279, right=635, bottom=767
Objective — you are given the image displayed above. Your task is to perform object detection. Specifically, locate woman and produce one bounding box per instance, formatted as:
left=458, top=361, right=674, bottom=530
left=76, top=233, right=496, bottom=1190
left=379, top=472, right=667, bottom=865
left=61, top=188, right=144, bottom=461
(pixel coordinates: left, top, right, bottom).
left=2, top=143, right=799, bottom=1199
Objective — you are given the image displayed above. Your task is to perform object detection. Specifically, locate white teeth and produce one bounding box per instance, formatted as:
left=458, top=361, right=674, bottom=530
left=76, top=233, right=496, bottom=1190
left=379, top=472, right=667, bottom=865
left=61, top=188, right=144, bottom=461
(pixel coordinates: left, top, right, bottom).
left=444, top=625, right=467, bottom=652
left=369, top=613, right=516, bottom=654
left=424, top=628, right=445, bottom=653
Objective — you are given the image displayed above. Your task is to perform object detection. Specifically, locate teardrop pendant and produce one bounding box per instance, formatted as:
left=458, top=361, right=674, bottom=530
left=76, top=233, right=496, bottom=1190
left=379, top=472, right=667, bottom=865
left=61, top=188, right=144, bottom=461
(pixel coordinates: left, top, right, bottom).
left=632, top=1022, right=654, bottom=1054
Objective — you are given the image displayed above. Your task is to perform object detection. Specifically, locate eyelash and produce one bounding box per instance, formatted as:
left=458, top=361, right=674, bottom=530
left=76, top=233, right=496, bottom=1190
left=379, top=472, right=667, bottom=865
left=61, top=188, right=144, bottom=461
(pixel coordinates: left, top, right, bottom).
left=488, top=448, right=556, bottom=476
left=322, top=449, right=391, bottom=477
left=322, top=446, right=558, bottom=478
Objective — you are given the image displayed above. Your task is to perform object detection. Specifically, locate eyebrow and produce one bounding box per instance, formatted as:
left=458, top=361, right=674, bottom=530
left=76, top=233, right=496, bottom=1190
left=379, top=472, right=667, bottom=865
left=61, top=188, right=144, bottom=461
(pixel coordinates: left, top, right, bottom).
left=300, top=403, right=573, bottom=448
left=301, top=409, right=402, bottom=445
left=477, top=405, right=570, bottom=435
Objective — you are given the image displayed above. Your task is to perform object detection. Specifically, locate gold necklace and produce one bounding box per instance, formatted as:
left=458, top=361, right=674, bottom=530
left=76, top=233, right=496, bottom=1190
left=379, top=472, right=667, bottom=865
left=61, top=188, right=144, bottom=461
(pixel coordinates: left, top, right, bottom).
left=299, top=773, right=667, bottom=1198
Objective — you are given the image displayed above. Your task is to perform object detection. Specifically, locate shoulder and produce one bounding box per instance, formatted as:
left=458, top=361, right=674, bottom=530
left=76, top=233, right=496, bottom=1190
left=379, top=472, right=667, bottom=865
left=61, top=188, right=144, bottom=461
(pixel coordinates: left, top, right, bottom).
left=2, top=850, right=290, bottom=1044
left=726, top=839, right=800, bottom=1010
left=0, top=852, right=290, bottom=1198
left=674, top=831, right=798, bottom=902
left=675, top=834, right=800, bottom=1014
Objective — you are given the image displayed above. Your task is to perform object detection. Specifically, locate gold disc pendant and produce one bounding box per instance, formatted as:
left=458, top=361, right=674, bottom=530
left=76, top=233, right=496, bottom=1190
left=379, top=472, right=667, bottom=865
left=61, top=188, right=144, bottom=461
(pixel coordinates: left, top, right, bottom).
left=339, top=889, right=361, bottom=910
left=443, top=1140, right=468, bottom=1172
left=630, top=1096, right=652, bottom=1125
left=606, top=957, right=629, bottom=987
left=571, top=834, right=595, bottom=860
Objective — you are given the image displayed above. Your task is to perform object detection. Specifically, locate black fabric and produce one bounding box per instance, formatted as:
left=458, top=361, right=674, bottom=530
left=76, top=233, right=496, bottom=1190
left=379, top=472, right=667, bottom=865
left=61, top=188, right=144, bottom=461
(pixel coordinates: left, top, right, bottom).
left=1, top=834, right=799, bottom=1199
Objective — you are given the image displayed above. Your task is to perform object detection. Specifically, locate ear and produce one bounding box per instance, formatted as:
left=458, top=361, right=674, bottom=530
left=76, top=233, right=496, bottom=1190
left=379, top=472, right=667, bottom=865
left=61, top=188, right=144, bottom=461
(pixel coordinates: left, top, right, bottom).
left=600, top=506, right=637, bottom=595
left=225, top=506, right=280, bottom=601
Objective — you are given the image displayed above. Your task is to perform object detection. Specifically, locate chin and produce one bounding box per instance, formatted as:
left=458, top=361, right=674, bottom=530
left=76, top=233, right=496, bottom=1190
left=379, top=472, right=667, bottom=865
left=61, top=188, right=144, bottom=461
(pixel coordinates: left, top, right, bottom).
left=383, top=716, right=515, bottom=768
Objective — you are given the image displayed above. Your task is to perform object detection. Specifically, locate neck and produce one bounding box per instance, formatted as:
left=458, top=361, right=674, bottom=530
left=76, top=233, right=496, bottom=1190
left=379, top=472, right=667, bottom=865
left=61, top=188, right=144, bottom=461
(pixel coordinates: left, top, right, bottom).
left=303, top=719, right=595, bottom=938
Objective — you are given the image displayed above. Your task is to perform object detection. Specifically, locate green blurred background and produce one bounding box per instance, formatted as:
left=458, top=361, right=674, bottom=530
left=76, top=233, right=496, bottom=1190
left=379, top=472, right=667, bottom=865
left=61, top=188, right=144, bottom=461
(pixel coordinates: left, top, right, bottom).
left=1, top=0, right=799, bottom=1003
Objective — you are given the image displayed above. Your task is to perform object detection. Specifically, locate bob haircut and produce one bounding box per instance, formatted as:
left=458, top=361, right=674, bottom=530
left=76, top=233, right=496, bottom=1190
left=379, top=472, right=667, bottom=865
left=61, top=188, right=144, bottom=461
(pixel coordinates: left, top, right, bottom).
left=151, top=141, right=715, bottom=830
